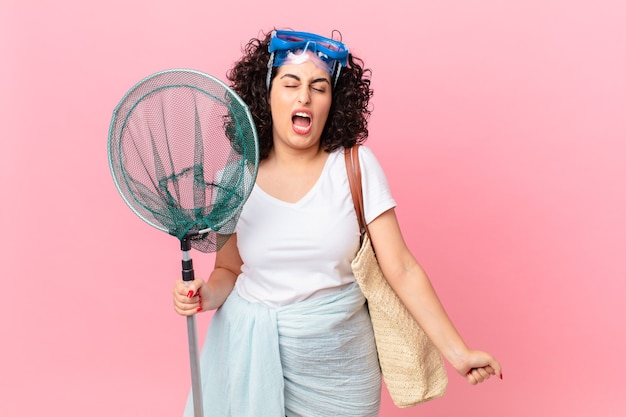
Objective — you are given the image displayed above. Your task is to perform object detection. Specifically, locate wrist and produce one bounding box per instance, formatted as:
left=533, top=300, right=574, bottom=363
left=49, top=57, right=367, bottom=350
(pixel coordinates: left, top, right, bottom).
left=443, top=344, right=471, bottom=371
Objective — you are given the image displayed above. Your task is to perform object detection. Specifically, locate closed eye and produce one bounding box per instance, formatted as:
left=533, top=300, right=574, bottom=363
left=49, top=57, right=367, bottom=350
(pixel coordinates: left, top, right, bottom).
left=279, top=74, right=330, bottom=92
left=311, top=79, right=330, bottom=93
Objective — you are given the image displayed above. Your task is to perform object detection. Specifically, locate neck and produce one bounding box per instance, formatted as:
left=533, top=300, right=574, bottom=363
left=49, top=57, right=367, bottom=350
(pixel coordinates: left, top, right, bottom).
left=266, top=142, right=325, bottom=170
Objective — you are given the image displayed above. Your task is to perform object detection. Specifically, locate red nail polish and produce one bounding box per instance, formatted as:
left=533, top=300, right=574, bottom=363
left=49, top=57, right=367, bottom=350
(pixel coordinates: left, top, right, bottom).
left=187, top=290, right=194, bottom=298
left=500, top=373, right=503, bottom=380
left=197, top=306, right=203, bottom=312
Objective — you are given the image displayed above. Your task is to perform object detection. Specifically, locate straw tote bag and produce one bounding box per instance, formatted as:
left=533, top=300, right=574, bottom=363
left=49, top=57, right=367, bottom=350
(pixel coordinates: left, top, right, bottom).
left=345, top=145, right=448, bottom=408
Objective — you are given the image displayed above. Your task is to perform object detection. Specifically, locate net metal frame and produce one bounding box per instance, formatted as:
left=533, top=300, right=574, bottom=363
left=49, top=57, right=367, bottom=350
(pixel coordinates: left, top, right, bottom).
left=108, top=68, right=259, bottom=252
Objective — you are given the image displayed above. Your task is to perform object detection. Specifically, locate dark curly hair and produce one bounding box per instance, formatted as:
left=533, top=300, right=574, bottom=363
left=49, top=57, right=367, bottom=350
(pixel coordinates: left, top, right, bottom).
left=226, top=29, right=373, bottom=160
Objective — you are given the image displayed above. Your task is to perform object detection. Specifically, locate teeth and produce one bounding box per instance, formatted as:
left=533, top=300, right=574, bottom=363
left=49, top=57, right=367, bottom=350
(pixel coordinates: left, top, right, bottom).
left=294, top=112, right=310, bottom=118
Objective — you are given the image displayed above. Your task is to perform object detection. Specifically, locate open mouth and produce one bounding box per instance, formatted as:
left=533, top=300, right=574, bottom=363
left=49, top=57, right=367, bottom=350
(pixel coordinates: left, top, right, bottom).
left=292, top=111, right=312, bottom=134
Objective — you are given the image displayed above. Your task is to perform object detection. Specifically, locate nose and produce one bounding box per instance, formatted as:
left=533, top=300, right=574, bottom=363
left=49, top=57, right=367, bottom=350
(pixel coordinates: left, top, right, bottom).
left=297, top=86, right=311, bottom=104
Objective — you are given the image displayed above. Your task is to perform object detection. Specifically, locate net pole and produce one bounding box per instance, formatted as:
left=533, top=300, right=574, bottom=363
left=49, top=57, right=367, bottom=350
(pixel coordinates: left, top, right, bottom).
left=186, top=316, right=203, bottom=417
left=181, top=238, right=204, bottom=417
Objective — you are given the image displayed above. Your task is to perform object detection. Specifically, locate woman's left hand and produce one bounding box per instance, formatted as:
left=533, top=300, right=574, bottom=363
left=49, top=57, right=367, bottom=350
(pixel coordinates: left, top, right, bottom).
left=455, top=350, right=503, bottom=385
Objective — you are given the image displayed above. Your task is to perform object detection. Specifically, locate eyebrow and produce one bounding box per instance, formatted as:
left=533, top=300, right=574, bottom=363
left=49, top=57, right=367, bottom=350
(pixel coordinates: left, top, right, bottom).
left=279, top=73, right=331, bottom=85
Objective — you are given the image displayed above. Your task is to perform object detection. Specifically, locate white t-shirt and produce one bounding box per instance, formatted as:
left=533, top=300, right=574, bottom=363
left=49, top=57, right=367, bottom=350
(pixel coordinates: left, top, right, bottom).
left=234, top=146, right=396, bottom=307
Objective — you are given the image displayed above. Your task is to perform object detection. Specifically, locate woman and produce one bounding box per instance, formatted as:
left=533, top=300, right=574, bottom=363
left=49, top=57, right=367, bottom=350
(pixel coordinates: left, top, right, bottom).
left=173, top=29, right=502, bottom=417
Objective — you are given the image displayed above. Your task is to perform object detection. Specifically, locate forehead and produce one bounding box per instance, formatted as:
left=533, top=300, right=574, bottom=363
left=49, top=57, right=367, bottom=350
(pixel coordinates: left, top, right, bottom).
left=274, top=60, right=332, bottom=82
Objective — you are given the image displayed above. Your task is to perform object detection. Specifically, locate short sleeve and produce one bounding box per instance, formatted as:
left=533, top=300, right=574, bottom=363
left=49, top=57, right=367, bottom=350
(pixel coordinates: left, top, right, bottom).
left=358, top=146, right=397, bottom=224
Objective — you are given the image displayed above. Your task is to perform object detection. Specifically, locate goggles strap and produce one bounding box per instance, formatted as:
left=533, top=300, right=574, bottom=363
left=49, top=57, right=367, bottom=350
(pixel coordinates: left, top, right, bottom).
left=333, top=62, right=342, bottom=88
left=266, top=52, right=276, bottom=91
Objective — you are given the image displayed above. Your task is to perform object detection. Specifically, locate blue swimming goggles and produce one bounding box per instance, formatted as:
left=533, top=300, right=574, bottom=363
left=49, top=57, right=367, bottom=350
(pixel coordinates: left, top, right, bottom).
left=266, top=30, right=350, bottom=90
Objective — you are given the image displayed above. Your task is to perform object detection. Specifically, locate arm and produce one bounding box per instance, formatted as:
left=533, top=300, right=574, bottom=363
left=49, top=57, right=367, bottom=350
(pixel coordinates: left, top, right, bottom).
left=368, top=209, right=502, bottom=384
left=172, top=233, right=243, bottom=315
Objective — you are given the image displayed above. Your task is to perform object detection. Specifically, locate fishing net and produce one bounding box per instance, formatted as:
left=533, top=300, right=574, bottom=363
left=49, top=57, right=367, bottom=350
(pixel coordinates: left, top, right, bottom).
left=108, top=69, right=258, bottom=417
left=108, top=69, right=258, bottom=253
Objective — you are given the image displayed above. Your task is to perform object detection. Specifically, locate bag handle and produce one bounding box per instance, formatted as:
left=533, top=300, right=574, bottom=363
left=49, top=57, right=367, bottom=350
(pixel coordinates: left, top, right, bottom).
left=344, top=145, right=371, bottom=237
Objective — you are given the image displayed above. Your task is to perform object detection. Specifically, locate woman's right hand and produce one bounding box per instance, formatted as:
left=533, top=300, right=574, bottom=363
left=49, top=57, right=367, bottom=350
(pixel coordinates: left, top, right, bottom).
left=172, top=278, right=207, bottom=316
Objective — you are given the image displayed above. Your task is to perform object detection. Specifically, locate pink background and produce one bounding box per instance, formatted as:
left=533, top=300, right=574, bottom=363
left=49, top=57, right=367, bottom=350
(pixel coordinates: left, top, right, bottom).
left=2, top=1, right=624, bottom=416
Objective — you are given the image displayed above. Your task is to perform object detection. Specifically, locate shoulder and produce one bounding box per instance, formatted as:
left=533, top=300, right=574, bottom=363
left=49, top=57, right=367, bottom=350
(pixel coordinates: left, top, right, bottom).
left=356, top=145, right=386, bottom=174
left=356, top=144, right=376, bottom=159
left=326, top=145, right=386, bottom=178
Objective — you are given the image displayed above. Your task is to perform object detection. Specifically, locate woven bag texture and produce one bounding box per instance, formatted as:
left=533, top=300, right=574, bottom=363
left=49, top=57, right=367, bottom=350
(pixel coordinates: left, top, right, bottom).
left=352, top=233, right=448, bottom=407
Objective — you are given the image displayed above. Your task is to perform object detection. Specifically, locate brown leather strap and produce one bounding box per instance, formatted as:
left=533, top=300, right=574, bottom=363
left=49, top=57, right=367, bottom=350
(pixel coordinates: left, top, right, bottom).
left=344, top=145, right=370, bottom=237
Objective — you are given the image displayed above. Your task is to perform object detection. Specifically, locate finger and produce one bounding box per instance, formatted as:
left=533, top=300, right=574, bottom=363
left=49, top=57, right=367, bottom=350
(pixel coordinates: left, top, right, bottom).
left=174, top=279, right=203, bottom=297
left=173, top=297, right=200, bottom=314
left=197, top=293, right=203, bottom=312
left=476, top=367, right=491, bottom=381
left=173, top=300, right=196, bottom=316
left=172, top=287, right=197, bottom=303
left=174, top=306, right=198, bottom=316
left=487, top=358, right=503, bottom=380
left=173, top=281, right=191, bottom=297
left=175, top=296, right=200, bottom=309
left=466, top=371, right=477, bottom=385
left=484, top=365, right=496, bottom=376
left=467, top=367, right=490, bottom=384
left=173, top=288, right=200, bottom=307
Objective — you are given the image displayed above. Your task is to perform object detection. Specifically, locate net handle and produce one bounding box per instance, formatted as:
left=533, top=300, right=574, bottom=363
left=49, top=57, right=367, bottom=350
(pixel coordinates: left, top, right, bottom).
left=180, top=236, right=204, bottom=416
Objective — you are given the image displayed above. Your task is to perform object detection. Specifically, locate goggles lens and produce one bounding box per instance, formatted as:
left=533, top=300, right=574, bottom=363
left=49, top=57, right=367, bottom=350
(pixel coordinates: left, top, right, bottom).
left=269, top=30, right=349, bottom=67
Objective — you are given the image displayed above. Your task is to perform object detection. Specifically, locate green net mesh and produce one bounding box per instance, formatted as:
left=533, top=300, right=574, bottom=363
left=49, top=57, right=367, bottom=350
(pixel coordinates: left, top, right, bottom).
left=108, top=69, right=259, bottom=253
